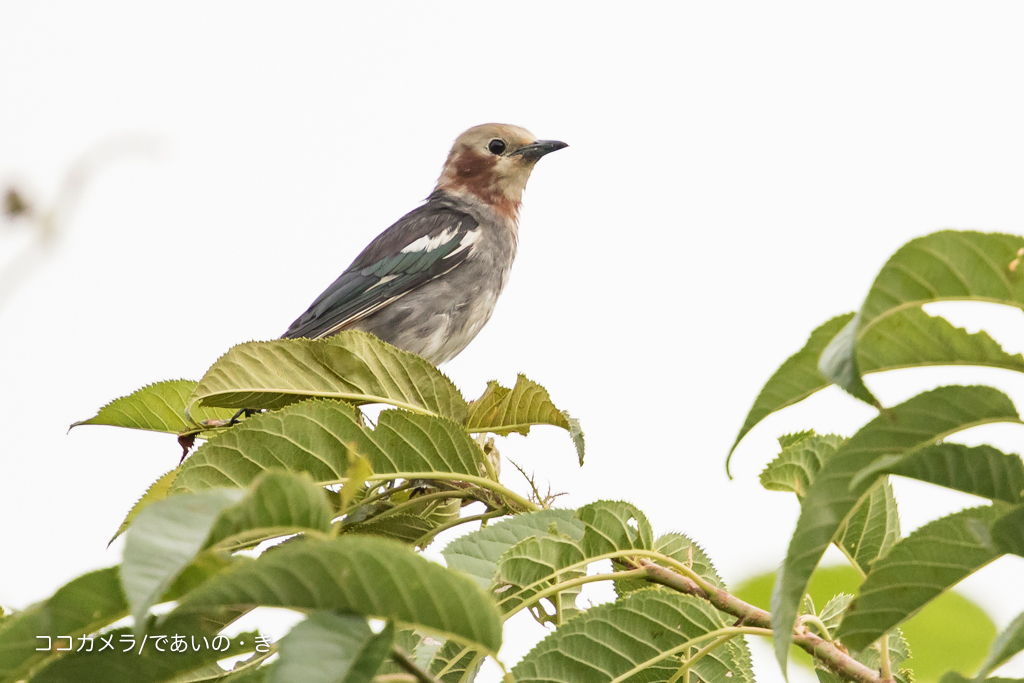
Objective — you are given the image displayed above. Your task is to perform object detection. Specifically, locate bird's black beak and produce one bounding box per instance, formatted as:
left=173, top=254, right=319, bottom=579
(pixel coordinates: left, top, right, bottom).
left=512, top=139, right=569, bottom=159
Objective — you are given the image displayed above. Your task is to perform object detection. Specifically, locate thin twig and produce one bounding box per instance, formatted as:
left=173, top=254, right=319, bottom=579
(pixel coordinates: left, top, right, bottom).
left=391, top=646, right=441, bottom=683
left=640, top=560, right=883, bottom=683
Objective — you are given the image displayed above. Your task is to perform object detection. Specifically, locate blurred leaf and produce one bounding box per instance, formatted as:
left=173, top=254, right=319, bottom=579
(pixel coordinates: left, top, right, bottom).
left=176, top=536, right=502, bottom=654
left=992, top=505, right=1024, bottom=557
left=977, top=611, right=1024, bottom=679
left=0, top=567, right=126, bottom=681
left=271, top=613, right=392, bottom=683
left=771, top=385, right=1019, bottom=672
left=187, top=332, right=467, bottom=421
left=466, top=375, right=584, bottom=464
left=72, top=380, right=236, bottom=433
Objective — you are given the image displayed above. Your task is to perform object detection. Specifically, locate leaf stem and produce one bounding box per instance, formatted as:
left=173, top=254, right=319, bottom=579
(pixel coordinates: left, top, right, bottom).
left=501, top=569, right=648, bottom=622
left=667, top=633, right=740, bottom=683
left=799, top=614, right=834, bottom=641
left=879, top=634, right=893, bottom=682
left=348, top=472, right=539, bottom=512
left=392, top=645, right=441, bottom=683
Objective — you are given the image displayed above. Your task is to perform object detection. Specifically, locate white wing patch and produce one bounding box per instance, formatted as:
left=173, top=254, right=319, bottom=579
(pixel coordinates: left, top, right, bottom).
left=442, top=228, right=481, bottom=259
left=401, top=225, right=461, bottom=254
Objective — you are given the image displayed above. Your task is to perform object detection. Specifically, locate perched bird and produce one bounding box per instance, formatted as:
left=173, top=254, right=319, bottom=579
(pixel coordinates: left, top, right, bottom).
left=283, top=123, right=567, bottom=364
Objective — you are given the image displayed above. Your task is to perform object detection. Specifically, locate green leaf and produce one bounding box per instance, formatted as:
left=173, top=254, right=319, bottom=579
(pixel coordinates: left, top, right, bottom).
left=941, top=674, right=1024, bottom=683
left=176, top=536, right=502, bottom=654
left=760, top=434, right=846, bottom=498
left=494, top=534, right=586, bottom=623
left=819, top=230, right=1024, bottom=404
left=861, top=443, right=1024, bottom=504
left=729, top=313, right=854, bottom=470
left=818, top=593, right=853, bottom=633
left=992, top=505, right=1024, bottom=556
left=977, top=611, right=1024, bottom=679
left=172, top=400, right=486, bottom=494
left=346, top=499, right=461, bottom=547
left=512, top=589, right=748, bottom=683
left=577, top=500, right=654, bottom=557
left=72, top=380, right=237, bottom=433
left=27, top=610, right=257, bottom=683
left=837, top=504, right=1007, bottom=651
left=110, top=468, right=179, bottom=544
left=616, top=532, right=727, bottom=596
left=730, top=302, right=1024, bottom=469
left=466, top=375, right=585, bottom=464
left=441, top=509, right=583, bottom=589
left=761, top=434, right=901, bottom=574
left=271, top=613, right=392, bottom=683
left=429, top=640, right=482, bottom=683
left=835, top=478, right=901, bottom=575
left=187, top=332, right=468, bottom=422
left=123, top=472, right=333, bottom=629
left=771, top=385, right=1020, bottom=673
left=0, top=567, right=127, bottom=682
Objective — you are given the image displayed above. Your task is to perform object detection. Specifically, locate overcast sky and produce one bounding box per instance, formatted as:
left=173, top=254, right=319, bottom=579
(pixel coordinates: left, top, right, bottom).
left=4, top=3, right=1024, bottom=680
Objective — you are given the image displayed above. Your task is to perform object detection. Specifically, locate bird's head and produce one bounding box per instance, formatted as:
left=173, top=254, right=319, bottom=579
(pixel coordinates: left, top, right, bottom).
left=436, top=123, right=567, bottom=220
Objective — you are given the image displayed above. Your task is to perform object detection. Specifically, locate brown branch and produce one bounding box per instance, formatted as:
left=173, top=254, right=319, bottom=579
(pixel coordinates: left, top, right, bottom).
left=639, top=560, right=883, bottom=683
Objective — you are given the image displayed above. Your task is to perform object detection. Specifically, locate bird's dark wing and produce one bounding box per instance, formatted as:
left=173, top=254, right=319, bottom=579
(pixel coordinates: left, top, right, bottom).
left=283, top=202, right=481, bottom=339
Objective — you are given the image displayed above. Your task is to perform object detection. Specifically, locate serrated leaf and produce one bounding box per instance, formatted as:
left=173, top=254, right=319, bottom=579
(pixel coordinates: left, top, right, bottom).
left=771, top=385, right=1020, bottom=673
left=123, top=472, right=333, bottom=629
left=494, top=534, right=585, bottom=623
left=836, top=478, right=901, bottom=574
left=862, top=442, right=1024, bottom=504
left=819, top=230, right=1024, bottom=405
left=175, top=536, right=502, bottom=654
left=374, top=630, right=441, bottom=679
left=977, top=611, right=1024, bottom=679
left=271, top=613, right=392, bottom=683
left=111, top=468, right=179, bottom=544
left=72, top=380, right=237, bottom=433
left=27, top=610, right=257, bottom=683
left=172, top=400, right=486, bottom=494
left=347, top=498, right=461, bottom=547
left=429, top=640, right=482, bottom=683
left=187, top=332, right=468, bottom=422
left=512, top=590, right=747, bottom=683
left=760, top=434, right=846, bottom=498
left=577, top=500, right=654, bottom=557
left=730, top=302, right=1024, bottom=469
left=992, top=505, right=1024, bottom=557
left=818, top=593, right=853, bottom=633
left=466, top=375, right=585, bottom=464
left=837, top=505, right=1007, bottom=651
left=441, top=509, right=583, bottom=589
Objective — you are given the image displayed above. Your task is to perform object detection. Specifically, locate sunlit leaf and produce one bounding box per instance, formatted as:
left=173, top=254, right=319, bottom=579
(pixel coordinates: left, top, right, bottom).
left=187, top=332, right=468, bottom=421
left=466, top=375, right=584, bottom=464
left=72, top=380, right=236, bottom=433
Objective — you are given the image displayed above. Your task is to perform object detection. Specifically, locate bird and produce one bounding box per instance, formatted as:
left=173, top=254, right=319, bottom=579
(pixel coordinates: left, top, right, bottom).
left=282, top=123, right=567, bottom=365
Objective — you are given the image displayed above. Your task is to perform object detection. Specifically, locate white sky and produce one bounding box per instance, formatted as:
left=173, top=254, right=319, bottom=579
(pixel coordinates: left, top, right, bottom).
left=3, top=3, right=1024, bottom=681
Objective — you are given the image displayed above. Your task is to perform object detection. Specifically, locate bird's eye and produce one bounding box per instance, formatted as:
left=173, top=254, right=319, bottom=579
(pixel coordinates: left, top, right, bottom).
left=487, top=139, right=507, bottom=155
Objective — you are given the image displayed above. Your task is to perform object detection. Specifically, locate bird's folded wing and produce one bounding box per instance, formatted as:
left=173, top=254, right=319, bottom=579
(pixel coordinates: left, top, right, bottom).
left=283, top=205, right=481, bottom=340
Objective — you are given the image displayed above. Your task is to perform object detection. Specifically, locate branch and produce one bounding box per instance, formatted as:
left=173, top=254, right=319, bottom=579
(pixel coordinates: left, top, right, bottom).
left=391, top=645, right=441, bottom=683
left=640, top=560, right=883, bottom=683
